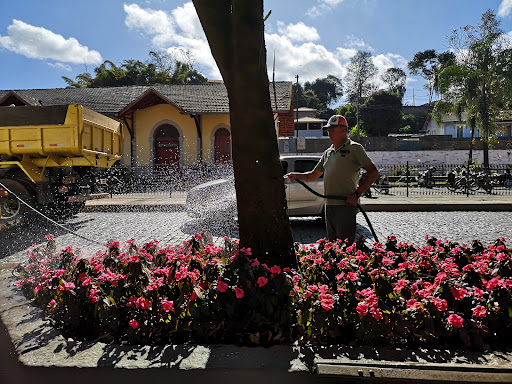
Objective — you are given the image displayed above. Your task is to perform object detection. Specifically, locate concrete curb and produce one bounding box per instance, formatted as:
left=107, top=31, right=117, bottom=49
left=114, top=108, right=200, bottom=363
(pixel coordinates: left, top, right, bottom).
left=3, top=265, right=512, bottom=383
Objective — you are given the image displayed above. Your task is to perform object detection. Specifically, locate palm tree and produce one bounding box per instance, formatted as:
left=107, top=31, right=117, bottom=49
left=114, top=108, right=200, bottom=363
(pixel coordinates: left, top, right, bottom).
left=433, top=10, right=512, bottom=169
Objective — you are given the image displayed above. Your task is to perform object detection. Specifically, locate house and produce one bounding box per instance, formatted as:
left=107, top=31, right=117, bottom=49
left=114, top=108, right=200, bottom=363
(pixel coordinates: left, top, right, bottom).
left=424, top=112, right=512, bottom=138
left=293, top=107, right=327, bottom=137
left=0, top=82, right=293, bottom=169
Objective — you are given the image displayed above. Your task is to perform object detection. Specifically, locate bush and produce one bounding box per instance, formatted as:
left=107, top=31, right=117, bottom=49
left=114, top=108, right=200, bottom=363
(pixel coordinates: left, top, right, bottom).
left=13, top=233, right=512, bottom=349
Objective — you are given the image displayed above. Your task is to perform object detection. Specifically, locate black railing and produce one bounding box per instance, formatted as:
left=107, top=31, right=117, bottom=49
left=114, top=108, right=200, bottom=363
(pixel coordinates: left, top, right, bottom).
left=100, top=162, right=511, bottom=197
left=373, top=163, right=512, bottom=197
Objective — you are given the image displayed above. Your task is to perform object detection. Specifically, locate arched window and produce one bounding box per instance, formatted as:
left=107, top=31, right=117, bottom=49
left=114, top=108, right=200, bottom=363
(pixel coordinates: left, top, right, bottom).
left=154, top=124, right=180, bottom=168
left=214, top=128, right=231, bottom=164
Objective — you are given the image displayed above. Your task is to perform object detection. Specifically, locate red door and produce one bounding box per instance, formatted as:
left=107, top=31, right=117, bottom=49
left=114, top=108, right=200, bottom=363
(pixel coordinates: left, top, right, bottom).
left=214, top=128, right=231, bottom=164
left=154, top=125, right=180, bottom=168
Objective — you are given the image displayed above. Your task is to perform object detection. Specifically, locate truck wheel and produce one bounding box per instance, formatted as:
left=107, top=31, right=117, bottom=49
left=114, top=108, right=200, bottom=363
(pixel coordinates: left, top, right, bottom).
left=0, top=179, right=34, bottom=229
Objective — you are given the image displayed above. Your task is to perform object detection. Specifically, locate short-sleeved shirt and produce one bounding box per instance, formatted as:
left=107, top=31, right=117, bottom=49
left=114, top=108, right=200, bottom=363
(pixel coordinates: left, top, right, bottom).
left=314, top=139, right=373, bottom=205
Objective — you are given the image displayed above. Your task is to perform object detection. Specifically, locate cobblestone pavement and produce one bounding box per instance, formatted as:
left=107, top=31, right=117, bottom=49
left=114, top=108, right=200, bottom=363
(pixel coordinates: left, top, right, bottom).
left=1, top=209, right=511, bottom=264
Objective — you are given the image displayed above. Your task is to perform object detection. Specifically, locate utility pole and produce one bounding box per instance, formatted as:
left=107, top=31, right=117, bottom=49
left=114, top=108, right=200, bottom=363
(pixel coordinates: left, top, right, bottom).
left=295, top=74, right=299, bottom=138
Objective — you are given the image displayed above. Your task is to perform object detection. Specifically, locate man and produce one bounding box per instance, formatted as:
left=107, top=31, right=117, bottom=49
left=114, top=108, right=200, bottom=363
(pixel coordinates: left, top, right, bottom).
left=285, top=115, right=378, bottom=244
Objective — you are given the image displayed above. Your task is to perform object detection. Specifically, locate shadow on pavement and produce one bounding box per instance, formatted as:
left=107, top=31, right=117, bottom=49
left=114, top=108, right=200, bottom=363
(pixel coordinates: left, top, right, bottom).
left=0, top=214, right=94, bottom=259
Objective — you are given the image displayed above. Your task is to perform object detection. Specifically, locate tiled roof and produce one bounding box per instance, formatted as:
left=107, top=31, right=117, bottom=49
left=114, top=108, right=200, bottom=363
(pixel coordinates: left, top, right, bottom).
left=0, top=82, right=292, bottom=116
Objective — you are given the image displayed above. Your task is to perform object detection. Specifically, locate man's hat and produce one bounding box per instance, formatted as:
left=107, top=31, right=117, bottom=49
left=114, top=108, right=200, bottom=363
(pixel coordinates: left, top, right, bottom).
left=323, top=115, right=348, bottom=128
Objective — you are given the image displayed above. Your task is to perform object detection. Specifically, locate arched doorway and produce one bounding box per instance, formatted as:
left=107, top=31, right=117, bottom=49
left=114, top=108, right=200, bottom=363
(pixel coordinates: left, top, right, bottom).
left=154, top=124, right=180, bottom=168
left=214, top=128, right=231, bottom=164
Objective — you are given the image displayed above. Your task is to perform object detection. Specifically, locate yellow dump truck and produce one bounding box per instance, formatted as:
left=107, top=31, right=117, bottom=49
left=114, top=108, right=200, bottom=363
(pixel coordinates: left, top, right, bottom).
left=0, top=104, right=122, bottom=227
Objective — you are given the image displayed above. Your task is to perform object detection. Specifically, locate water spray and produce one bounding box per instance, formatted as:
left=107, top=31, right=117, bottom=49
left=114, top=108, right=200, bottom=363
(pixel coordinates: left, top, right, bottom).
left=0, top=181, right=104, bottom=246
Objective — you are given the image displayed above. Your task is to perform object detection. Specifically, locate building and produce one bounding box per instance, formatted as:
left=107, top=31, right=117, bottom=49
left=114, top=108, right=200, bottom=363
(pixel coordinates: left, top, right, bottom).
left=0, top=82, right=293, bottom=169
left=424, top=112, right=512, bottom=138
left=293, top=107, right=327, bottom=137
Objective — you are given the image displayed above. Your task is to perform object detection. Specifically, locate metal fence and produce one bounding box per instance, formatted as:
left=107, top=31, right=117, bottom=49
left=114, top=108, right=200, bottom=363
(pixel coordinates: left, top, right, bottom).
left=372, top=163, right=512, bottom=197
left=101, top=162, right=512, bottom=197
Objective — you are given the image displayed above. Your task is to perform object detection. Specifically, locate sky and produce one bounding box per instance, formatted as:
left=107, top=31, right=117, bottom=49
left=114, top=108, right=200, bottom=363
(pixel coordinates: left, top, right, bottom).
left=2, top=0, right=512, bottom=107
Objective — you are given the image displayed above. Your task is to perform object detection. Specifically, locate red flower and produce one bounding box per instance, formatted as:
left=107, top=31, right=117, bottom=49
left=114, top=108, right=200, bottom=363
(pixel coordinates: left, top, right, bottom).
left=234, top=287, right=244, bottom=299
left=447, top=314, right=464, bottom=328
left=356, top=302, right=369, bottom=316
left=128, top=319, right=139, bottom=329
left=450, top=287, right=469, bottom=300
left=472, top=305, right=487, bottom=318
left=217, top=280, right=229, bottom=292
left=257, top=276, right=268, bottom=287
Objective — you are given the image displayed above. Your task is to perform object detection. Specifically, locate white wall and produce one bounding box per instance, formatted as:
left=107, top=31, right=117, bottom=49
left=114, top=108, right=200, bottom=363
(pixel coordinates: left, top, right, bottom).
left=366, top=149, right=512, bottom=165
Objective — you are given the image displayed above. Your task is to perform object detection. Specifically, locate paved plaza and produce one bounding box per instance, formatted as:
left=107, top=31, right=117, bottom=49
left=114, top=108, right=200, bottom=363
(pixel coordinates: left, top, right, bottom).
left=2, top=208, right=511, bottom=264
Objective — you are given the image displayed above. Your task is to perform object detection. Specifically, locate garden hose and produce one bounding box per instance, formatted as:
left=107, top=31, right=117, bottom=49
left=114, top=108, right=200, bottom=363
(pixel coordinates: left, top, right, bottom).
left=0, top=181, right=104, bottom=247
left=294, top=179, right=379, bottom=243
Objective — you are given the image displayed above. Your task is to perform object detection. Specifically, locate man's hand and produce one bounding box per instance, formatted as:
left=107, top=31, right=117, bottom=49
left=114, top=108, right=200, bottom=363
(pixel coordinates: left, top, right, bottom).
left=284, top=173, right=296, bottom=182
left=346, top=193, right=359, bottom=207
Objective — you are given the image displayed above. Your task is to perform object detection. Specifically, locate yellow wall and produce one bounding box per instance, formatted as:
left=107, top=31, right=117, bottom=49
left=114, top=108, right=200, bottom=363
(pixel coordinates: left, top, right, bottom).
left=129, top=104, right=231, bottom=167
left=201, top=114, right=231, bottom=163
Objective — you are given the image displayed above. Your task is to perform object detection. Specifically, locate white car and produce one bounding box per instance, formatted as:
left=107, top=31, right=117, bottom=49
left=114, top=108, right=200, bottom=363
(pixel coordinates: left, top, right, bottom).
left=186, top=155, right=324, bottom=218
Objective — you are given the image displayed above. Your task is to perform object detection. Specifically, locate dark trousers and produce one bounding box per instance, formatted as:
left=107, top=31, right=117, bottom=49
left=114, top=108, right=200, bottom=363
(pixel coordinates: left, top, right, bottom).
left=325, top=204, right=357, bottom=244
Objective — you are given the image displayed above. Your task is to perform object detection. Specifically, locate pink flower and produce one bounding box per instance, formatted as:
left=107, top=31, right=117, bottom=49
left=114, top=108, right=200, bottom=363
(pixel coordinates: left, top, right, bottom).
left=63, top=282, right=75, bottom=290
left=234, top=287, right=244, bottom=299
left=257, top=276, right=268, bottom=287
left=407, top=299, right=421, bottom=310
left=486, top=277, right=503, bottom=291
left=370, top=307, right=383, bottom=321
left=270, top=265, right=281, bottom=274
left=447, top=314, right=464, bottom=328
left=347, top=272, right=358, bottom=281
left=320, top=294, right=334, bottom=311
left=356, top=302, right=369, bottom=316
left=451, top=287, right=469, bottom=300
left=217, top=280, right=229, bottom=292
left=48, top=299, right=57, bottom=309
left=472, top=305, right=487, bottom=318
left=128, top=319, right=139, bottom=329
left=161, top=299, right=175, bottom=313
left=307, top=285, right=318, bottom=292
left=45, top=234, right=54, bottom=241
left=432, top=298, right=448, bottom=311
left=136, top=297, right=151, bottom=310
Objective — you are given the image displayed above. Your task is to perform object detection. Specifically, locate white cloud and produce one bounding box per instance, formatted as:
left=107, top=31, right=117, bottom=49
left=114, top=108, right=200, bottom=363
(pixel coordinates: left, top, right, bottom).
left=265, top=33, right=344, bottom=83
left=48, top=62, right=72, bottom=71
left=345, top=34, right=374, bottom=52
left=0, top=19, right=102, bottom=64
left=372, top=53, right=409, bottom=88
left=122, top=1, right=409, bottom=96
left=277, top=21, right=321, bottom=42
left=306, top=0, right=344, bottom=18
left=498, top=0, right=512, bottom=17
left=124, top=2, right=216, bottom=76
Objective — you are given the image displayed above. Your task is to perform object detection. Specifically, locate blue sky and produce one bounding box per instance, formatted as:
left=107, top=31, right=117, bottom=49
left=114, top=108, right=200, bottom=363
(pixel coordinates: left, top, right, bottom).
left=2, top=0, right=512, bottom=106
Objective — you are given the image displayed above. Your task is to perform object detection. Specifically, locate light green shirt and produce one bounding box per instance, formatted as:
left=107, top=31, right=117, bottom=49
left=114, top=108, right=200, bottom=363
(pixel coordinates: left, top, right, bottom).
left=314, top=139, right=373, bottom=205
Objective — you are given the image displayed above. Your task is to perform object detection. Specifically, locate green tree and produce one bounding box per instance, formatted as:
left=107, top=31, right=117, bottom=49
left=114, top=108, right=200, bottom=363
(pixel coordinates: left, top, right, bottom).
left=359, top=90, right=402, bottom=136
left=192, top=0, right=295, bottom=266
left=344, top=51, right=378, bottom=139
left=301, top=89, right=323, bottom=110
left=381, top=67, right=407, bottom=99
left=337, top=104, right=357, bottom=128
left=62, top=51, right=207, bottom=88
left=304, top=75, right=343, bottom=110
left=434, top=10, right=512, bottom=169
left=408, top=49, right=456, bottom=105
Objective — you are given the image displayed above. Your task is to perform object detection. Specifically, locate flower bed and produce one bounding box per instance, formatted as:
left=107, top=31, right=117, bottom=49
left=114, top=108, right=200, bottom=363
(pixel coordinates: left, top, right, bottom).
left=13, top=233, right=512, bottom=349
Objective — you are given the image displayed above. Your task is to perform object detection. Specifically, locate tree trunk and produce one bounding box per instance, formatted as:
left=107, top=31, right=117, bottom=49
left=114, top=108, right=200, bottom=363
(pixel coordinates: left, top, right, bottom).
left=193, top=0, right=296, bottom=266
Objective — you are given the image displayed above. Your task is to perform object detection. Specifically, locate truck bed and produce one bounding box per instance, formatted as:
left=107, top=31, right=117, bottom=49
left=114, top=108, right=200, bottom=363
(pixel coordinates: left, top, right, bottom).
left=0, top=104, right=122, bottom=162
